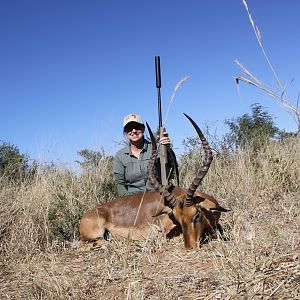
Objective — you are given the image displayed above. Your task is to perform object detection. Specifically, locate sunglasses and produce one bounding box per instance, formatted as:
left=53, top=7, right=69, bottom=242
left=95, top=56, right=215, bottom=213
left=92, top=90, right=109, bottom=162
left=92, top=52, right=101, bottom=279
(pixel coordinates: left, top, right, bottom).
left=124, top=123, right=144, bottom=132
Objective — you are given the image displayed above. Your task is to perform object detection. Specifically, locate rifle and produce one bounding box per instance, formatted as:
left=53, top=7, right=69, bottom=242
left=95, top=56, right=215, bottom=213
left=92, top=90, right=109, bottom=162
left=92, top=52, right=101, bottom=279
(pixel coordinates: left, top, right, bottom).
left=155, top=56, right=168, bottom=185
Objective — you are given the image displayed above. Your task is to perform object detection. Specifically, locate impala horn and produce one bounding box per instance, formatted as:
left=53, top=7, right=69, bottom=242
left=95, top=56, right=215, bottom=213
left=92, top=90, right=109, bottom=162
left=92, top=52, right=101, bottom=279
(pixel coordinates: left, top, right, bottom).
left=183, top=113, right=213, bottom=206
left=146, top=122, right=179, bottom=208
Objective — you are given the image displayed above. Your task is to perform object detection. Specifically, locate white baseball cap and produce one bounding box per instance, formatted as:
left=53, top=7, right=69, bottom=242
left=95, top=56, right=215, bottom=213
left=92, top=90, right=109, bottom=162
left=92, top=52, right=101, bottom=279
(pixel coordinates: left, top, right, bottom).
left=123, top=114, right=144, bottom=128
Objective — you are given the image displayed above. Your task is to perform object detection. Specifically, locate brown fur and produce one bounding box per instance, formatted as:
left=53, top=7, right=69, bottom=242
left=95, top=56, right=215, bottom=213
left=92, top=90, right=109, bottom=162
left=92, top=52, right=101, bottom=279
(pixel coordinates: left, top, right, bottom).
left=79, top=187, right=228, bottom=249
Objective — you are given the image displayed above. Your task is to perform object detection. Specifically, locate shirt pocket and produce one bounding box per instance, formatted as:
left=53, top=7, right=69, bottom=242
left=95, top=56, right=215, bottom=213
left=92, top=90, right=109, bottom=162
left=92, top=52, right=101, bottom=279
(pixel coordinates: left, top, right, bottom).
left=124, top=160, right=143, bottom=183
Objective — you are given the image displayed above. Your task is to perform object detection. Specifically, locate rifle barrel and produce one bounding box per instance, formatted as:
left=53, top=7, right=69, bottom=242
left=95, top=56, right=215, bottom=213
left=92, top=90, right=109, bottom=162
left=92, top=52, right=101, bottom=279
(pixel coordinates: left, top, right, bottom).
left=155, top=56, right=168, bottom=185
left=155, top=56, right=163, bottom=128
left=155, top=56, right=161, bottom=88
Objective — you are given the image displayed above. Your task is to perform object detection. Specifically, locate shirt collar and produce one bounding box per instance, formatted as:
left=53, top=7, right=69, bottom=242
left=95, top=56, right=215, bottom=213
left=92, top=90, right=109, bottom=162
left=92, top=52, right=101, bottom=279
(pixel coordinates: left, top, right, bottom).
left=124, top=139, right=150, bottom=155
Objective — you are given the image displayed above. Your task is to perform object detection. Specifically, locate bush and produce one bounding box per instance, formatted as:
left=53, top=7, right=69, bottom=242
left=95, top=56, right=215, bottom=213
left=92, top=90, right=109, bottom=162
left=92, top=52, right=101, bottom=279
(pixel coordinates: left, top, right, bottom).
left=224, top=103, right=281, bottom=152
left=0, top=141, right=31, bottom=181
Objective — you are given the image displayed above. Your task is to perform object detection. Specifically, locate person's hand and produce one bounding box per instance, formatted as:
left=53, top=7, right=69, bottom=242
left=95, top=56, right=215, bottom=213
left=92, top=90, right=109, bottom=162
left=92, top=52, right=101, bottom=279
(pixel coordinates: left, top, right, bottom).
left=159, top=132, right=171, bottom=145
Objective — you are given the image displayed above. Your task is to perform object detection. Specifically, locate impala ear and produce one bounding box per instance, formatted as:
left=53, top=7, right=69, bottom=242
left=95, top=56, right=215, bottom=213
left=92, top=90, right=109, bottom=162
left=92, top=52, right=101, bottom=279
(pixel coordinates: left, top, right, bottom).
left=194, top=203, right=202, bottom=209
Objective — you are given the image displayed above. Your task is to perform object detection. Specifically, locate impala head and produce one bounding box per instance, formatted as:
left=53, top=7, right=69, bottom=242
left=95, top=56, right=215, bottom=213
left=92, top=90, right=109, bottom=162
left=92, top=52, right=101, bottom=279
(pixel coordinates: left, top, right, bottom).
left=146, top=113, right=213, bottom=249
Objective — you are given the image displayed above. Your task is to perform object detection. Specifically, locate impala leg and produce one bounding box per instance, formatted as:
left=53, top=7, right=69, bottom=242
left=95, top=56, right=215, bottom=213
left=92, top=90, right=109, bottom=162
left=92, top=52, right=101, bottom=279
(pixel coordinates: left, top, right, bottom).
left=79, top=215, right=107, bottom=242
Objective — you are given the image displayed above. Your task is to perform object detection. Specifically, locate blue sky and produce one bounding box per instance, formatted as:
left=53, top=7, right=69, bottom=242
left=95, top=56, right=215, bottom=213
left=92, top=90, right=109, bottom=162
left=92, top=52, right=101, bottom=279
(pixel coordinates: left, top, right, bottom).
left=1, top=0, right=300, bottom=168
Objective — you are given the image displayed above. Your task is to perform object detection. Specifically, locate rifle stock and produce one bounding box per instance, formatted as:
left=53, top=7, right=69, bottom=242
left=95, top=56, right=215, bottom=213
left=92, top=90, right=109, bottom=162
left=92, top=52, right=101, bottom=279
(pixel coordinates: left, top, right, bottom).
left=159, top=127, right=168, bottom=185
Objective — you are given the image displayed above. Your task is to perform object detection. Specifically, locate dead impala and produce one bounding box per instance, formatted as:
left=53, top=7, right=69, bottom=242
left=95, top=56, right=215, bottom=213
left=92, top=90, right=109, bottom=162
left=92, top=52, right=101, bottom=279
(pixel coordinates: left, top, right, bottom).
left=79, top=114, right=230, bottom=249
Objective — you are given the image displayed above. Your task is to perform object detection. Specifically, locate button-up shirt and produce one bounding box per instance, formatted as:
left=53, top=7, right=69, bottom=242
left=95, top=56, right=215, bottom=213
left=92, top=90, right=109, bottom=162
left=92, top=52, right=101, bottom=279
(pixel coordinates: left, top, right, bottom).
left=113, top=140, right=156, bottom=196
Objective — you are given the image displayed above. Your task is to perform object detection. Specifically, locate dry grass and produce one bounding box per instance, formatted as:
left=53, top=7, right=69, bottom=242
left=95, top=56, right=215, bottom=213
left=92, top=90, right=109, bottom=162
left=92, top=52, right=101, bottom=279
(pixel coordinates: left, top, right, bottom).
left=236, top=0, right=300, bottom=128
left=1, top=137, right=300, bottom=299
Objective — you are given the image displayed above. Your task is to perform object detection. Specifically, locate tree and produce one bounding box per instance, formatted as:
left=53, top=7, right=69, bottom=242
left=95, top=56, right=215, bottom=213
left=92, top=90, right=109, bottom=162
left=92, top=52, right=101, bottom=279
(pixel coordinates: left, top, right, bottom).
left=0, top=141, right=30, bottom=181
left=224, top=103, right=281, bottom=151
left=76, top=148, right=114, bottom=173
left=76, top=149, right=104, bottom=171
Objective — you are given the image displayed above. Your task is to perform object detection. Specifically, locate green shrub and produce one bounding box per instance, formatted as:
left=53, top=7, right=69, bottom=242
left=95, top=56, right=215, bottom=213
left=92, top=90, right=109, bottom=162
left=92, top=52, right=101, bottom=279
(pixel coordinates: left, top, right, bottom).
left=0, top=141, right=31, bottom=182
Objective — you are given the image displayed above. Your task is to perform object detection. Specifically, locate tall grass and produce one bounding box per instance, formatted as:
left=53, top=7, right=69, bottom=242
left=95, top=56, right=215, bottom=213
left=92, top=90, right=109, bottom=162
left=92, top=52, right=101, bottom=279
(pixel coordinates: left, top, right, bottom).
left=0, top=156, right=115, bottom=260
left=1, top=137, right=299, bottom=299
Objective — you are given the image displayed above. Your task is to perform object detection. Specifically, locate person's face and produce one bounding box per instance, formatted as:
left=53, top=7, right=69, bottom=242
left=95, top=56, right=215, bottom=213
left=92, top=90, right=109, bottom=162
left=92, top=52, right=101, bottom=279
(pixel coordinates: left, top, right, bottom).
left=124, top=122, right=144, bottom=143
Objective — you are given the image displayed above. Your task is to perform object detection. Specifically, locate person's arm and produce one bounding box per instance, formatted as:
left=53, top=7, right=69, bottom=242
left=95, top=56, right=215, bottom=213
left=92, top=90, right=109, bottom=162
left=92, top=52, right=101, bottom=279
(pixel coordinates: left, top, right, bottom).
left=113, top=155, right=129, bottom=197
left=114, top=173, right=129, bottom=197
